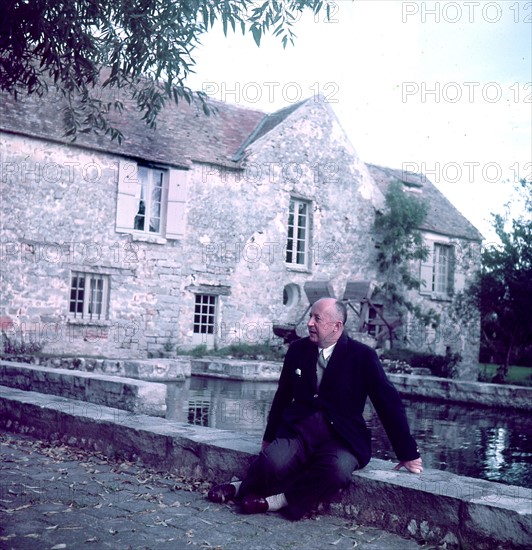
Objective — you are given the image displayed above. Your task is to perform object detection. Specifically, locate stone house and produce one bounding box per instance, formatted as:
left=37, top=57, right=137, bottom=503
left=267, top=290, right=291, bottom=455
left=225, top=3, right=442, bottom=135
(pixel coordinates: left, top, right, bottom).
left=0, top=87, right=482, bottom=377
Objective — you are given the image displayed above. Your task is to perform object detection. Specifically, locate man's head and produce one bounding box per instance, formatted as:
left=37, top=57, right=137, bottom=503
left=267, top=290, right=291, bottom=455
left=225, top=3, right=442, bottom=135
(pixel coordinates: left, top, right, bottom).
left=307, top=298, right=346, bottom=348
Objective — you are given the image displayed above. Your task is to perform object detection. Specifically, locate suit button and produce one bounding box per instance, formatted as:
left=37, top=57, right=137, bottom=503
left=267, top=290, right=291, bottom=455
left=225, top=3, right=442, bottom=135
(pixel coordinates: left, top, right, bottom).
left=313, top=394, right=318, bottom=398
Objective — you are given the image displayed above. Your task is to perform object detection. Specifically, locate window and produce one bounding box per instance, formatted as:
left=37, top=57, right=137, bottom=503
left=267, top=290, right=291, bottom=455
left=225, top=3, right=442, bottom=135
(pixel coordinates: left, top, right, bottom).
left=283, top=283, right=301, bottom=307
left=192, top=294, right=217, bottom=346
left=285, top=198, right=310, bottom=267
left=115, top=160, right=187, bottom=240
left=69, top=272, right=109, bottom=320
left=133, top=166, right=164, bottom=234
left=420, top=243, right=454, bottom=297
left=433, top=244, right=450, bottom=294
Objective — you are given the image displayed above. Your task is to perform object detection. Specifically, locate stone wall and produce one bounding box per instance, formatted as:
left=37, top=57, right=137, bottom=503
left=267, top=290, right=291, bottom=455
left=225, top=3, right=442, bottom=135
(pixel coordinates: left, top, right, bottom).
left=1, top=99, right=482, bottom=372
left=1, top=101, right=383, bottom=358
left=0, top=361, right=166, bottom=416
left=402, top=232, right=483, bottom=380
left=1, top=385, right=529, bottom=549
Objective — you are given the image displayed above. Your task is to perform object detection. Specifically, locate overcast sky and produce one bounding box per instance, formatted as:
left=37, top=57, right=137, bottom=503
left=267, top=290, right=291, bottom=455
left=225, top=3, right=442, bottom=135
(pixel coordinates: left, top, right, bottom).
left=186, top=0, right=531, bottom=243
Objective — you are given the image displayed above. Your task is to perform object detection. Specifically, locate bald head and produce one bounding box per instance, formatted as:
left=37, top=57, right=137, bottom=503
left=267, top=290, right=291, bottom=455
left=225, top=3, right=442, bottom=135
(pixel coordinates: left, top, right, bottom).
left=307, top=298, right=346, bottom=348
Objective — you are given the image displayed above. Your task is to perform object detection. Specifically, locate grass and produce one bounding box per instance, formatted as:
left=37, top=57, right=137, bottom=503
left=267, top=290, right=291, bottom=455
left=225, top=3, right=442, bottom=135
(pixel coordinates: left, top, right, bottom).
left=478, top=363, right=532, bottom=385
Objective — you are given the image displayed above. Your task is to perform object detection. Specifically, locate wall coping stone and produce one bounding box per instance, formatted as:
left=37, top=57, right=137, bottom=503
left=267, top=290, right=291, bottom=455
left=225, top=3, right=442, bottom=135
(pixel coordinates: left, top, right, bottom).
left=387, top=372, right=531, bottom=411
left=1, top=355, right=530, bottom=411
left=0, top=360, right=166, bottom=416
left=0, top=385, right=529, bottom=549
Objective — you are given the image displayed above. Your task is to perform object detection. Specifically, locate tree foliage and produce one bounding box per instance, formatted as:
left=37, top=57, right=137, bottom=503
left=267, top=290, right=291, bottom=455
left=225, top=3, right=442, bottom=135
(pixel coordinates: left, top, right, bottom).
left=473, top=179, right=532, bottom=380
left=374, top=180, right=439, bottom=345
left=0, top=0, right=329, bottom=141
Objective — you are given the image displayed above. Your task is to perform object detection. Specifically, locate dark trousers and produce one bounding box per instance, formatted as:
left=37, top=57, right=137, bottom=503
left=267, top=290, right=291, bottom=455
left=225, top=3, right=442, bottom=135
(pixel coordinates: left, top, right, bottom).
left=239, top=411, right=360, bottom=520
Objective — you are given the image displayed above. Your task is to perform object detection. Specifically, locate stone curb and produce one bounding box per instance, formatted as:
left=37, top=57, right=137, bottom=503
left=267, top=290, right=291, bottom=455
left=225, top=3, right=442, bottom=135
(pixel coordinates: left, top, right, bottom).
left=0, top=360, right=166, bottom=416
left=388, top=373, right=532, bottom=411
left=0, top=385, right=530, bottom=549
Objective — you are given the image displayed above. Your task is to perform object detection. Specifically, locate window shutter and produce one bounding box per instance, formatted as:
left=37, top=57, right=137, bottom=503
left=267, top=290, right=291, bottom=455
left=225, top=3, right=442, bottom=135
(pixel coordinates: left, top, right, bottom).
left=115, top=160, right=138, bottom=233
left=419, top=242, right=434, bottom=295
left=166, top=169, right=187, bottom=239
left=447, top=245, right=455, bottom=296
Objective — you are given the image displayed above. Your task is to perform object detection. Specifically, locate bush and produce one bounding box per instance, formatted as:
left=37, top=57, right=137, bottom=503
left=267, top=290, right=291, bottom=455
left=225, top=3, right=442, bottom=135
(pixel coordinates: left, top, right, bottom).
left=381, top=348, right=461, bottom=378
left=410, top=352, right=461, bottom=378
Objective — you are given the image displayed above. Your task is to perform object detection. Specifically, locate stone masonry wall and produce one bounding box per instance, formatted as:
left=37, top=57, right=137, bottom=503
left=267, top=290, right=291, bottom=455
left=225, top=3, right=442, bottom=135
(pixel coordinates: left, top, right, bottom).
left=1, top=99, right=482, bottom=368
left=183, top=100, right=384, bottom=346
left=2, top=101, right=383, bottom=357
left=0, top=134, right=186, bottom=358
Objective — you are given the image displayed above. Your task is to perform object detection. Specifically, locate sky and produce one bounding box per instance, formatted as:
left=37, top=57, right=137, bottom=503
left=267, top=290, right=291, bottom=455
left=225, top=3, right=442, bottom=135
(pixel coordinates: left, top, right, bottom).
left=185, top=0, right=532, bottom=243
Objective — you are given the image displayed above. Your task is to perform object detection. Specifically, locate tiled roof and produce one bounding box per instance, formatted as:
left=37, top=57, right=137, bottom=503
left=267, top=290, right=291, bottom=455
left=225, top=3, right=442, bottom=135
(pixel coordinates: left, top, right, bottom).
left=0, top=88, right=265, bottom=169
left=233, top=98, right=311, bottom=160
left=0, top=84, right=483, bottom=243
left=368, top=164, right=483, bottom=242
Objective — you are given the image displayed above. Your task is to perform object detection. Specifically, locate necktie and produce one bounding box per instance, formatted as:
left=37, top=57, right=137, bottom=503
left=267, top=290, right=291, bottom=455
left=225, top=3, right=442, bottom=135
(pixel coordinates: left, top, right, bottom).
left=316, top=350, right=328, bottom=388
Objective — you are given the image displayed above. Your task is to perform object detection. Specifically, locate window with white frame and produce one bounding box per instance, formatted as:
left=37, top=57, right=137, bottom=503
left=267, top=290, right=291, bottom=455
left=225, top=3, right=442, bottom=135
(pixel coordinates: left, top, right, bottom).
left=115, top=160, right=187, bottom=240
left=192, top=294, right=217, bottom=346
left=69, top=272, right=109, bottom=320
left=433, top=244, right=451, bottom=294
left=133, top=166, right=164, bottom=234
left=285, top=198, right=310, bottom=267
left=420, top=243, right=454, bottom=297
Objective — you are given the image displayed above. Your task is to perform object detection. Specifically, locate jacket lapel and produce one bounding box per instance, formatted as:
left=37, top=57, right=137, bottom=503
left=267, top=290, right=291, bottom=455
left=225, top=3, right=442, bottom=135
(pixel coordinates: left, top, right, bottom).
left=321, top=332, right=348, bottom=381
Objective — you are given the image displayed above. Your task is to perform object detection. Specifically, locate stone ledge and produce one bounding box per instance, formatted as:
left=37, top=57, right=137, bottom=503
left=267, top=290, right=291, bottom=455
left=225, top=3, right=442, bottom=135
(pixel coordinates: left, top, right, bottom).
left=2, top=355, right=531, bottom=411
left=0, top=385, right=529, bottom=549
left=0, top=360, right=166, bottom=416
left=190, top=357, right=282, bottom=380
left=388, top=373, right=531, bottom=411
left=0, top=356, right=191, bottom=381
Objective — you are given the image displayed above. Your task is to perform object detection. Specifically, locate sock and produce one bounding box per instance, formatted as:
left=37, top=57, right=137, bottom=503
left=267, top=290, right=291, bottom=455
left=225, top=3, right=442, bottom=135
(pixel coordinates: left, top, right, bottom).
left=265, top=492, right=288, bottom=512
left=230, top=480, right=241, bottom=494
left=230, top=480, right=241, bottom=490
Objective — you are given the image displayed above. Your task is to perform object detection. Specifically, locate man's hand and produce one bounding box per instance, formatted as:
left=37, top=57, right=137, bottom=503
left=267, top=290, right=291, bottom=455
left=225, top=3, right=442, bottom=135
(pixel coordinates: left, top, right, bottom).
left=393, top=457, right=423, bottom=474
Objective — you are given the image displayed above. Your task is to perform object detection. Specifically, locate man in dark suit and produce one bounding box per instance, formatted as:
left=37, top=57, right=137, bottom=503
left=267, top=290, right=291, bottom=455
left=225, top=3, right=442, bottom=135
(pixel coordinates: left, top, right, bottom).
left=208, top=298, right=422, bottom=520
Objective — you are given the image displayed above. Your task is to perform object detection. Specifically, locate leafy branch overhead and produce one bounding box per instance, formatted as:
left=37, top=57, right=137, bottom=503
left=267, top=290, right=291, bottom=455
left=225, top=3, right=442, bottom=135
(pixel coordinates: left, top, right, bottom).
left=0, top=0, right=329, bottom=142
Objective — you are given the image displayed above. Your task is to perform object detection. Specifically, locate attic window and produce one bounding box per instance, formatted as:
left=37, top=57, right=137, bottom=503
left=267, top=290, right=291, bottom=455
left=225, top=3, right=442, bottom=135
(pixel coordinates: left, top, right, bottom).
left=399, top=175, right=423, bottom=189
left=403, top=185, right=422, bottom=194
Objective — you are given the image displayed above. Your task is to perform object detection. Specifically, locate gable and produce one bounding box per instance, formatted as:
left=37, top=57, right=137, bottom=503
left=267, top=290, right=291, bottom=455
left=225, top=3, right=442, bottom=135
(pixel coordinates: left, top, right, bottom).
left=368, top=164, right=483, bottom=242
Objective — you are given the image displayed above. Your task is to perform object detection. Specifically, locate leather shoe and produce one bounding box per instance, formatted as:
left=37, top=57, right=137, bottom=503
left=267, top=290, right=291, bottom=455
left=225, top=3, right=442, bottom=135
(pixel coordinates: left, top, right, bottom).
left=241, top=495, right=269, bottom=514
left=207, top=483, right=237, bottom=503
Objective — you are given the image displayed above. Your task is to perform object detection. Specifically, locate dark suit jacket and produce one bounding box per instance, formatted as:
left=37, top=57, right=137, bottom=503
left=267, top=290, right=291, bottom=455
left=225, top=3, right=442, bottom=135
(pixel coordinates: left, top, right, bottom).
left=263, top=333, right=419, bottom=468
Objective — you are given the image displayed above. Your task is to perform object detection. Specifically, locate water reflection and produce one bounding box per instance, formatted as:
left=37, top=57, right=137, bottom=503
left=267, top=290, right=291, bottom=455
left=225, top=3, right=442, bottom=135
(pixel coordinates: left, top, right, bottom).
left=166, top=376, right=532, bottom=488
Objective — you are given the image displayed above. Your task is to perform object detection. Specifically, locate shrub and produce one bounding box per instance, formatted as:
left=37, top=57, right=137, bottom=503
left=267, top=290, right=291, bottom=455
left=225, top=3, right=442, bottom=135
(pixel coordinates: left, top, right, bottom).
left=381, top=348, right=461, bottom=378
left=409, top=352, right=461, bottom=378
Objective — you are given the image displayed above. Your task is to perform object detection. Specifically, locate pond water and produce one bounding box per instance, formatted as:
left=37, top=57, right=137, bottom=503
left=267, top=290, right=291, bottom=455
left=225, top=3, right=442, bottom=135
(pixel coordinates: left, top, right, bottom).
left=165, top=376, right=532, bottom=489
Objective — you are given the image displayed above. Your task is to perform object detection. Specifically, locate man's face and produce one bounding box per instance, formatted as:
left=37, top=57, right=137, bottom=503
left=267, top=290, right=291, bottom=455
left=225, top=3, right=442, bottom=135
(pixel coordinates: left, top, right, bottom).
left=307, top=299, right=342, bottom=348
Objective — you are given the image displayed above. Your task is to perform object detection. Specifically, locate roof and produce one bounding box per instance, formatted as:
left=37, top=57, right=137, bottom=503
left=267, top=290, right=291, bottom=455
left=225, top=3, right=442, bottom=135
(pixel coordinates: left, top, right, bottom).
left=232, top=98, right=311, bottom=160
left=0, top=87, right=266, bottom=169
left=0, top=84, right=484, bottom=243
left=368, top=164, right=483, bottom=242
